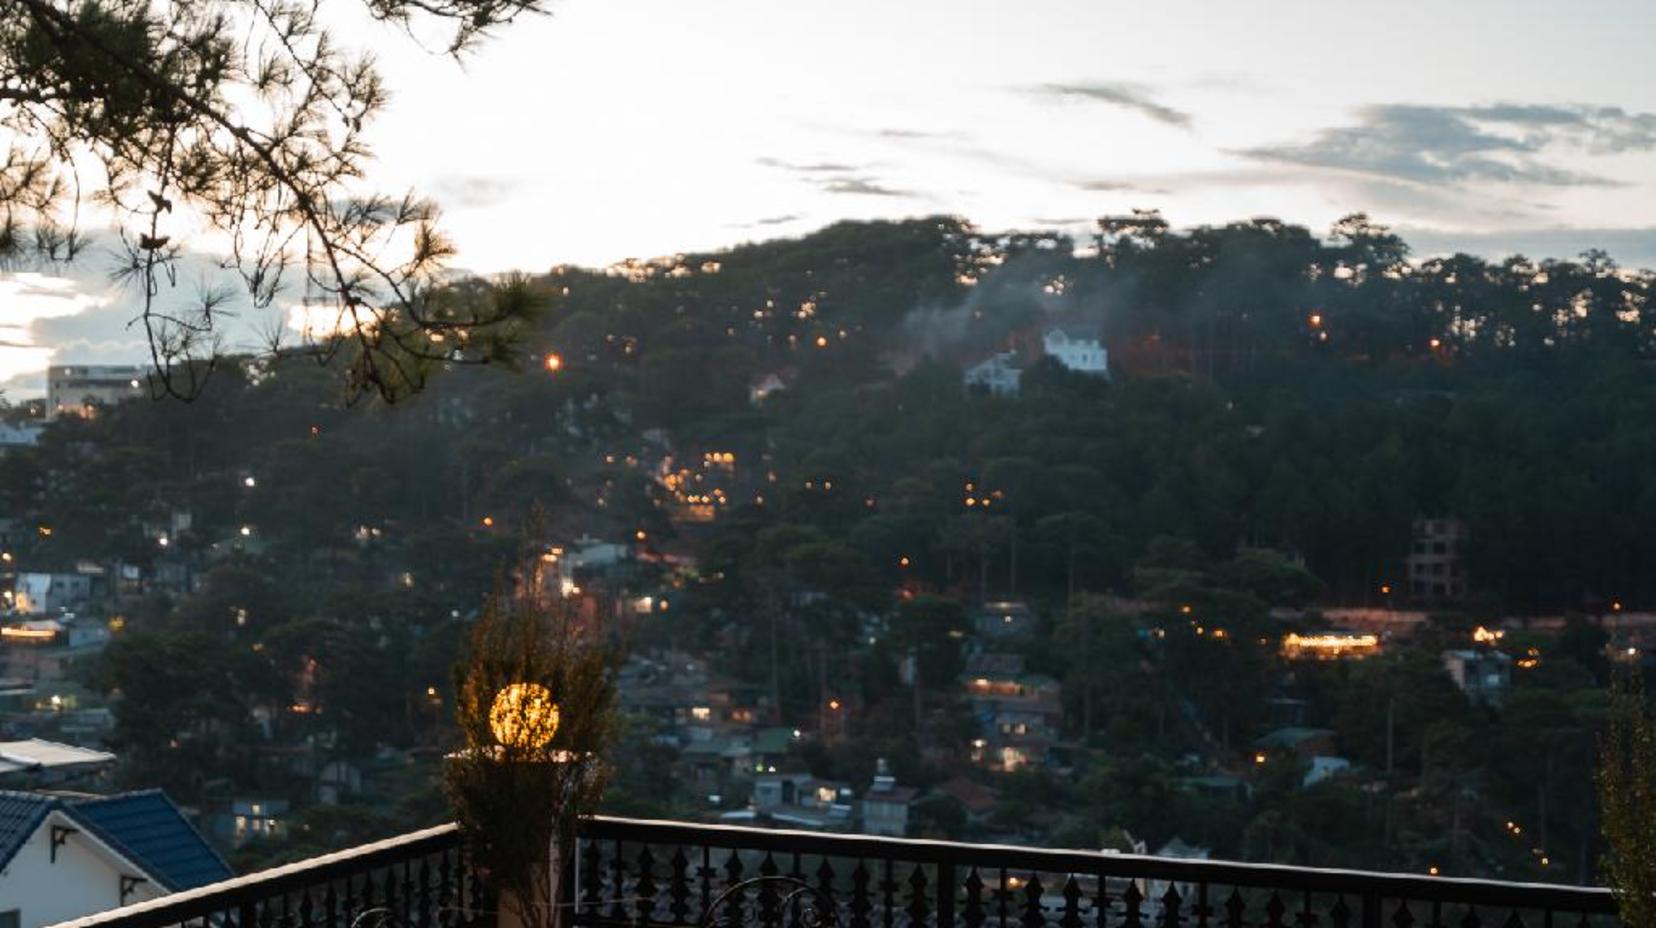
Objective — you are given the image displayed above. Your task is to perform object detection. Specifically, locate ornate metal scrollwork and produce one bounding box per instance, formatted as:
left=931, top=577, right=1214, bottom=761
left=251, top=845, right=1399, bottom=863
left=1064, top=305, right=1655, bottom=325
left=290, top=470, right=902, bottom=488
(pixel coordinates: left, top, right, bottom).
left=698, top=875, right=843, bottom=928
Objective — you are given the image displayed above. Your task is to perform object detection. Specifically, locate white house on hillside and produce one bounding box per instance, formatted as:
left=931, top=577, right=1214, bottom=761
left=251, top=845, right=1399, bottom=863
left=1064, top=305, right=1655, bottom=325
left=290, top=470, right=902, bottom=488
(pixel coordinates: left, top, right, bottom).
left=1043, top=327, right=1108, bottom=376
left=964, top=352, right=1023, bottom=396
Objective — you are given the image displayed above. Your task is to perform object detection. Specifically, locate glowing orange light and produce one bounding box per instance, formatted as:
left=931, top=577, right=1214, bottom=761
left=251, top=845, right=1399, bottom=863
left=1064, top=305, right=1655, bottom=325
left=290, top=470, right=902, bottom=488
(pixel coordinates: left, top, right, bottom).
left=815, top=335, right=828, bottom=348
left=489, top=683, right=561, bottom=749
left=544, top=353, right=564, bottom=373
left=1428, top=338, right=1442, bottom=349
left=635, top=530, right=647, bottom=542
left=1428, top=866, right=1439, bottom=876
left=1380, top=584, right=1391, bottom=595
left=1611, top=600, right=1624, bottom=612
left=482, top=516, right=495, bottom=528
left=1308, top=313, right=1323, bottom=328
left=1, top=627, right=56, bottom=641
left=1253, top=752, right=1267, bottom=765
left=899, top=556, right=911, bottom=568
left=827, top=699, right=842, bottom=711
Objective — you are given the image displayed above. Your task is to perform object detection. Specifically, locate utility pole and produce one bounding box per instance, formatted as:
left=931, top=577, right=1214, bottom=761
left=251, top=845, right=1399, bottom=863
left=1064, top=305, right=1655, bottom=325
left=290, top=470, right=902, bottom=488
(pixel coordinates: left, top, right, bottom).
left=1385, top=696, right=1395, bottom=776
left=768, top=591, right=782, bottom=724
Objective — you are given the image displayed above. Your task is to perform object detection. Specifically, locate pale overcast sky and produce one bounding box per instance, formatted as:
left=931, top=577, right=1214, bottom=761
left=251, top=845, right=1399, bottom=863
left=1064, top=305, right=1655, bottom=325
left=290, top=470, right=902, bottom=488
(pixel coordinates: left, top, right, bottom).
left=4, top=0, right=1656, bottom=395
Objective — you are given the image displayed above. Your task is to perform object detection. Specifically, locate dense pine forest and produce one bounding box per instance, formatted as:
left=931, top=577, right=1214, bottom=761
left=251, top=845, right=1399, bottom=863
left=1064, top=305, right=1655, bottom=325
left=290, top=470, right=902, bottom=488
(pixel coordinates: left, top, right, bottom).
left=1, top=212, right=1649, bottom=877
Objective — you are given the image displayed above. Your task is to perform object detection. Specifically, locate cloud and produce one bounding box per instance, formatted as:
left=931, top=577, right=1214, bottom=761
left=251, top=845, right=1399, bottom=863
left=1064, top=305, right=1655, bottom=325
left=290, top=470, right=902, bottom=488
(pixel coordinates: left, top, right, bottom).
left=1079, top=179, right=1172, bottom=195
left=756, top=157, right=863, bottom=174
left=726, top=214, right=804, bottom=230
left=1457, top=103, right=1656, bottom=153
left=1241, top=103, right=1655, bottom=189
left=755, top=156, right=915, bottom=199
left=820, top=176, right=912, bottom=197
left=873, top=128, right=967, bottom=142
left=1032, top=82, right=1192, bottom=128
left=431, top=175, right=521, bottom=209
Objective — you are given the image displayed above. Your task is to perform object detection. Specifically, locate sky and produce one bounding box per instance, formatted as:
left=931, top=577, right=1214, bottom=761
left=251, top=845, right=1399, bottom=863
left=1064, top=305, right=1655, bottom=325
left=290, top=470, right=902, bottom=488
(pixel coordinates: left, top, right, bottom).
left=4, top=0, right=1656, bottom=396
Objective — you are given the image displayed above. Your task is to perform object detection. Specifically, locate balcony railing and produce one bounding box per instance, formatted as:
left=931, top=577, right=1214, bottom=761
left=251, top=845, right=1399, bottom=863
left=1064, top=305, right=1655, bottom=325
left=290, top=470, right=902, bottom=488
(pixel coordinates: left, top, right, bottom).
left=50, top=823, right=491, bottom=928
left=51, top=816, right=1618, bottom=928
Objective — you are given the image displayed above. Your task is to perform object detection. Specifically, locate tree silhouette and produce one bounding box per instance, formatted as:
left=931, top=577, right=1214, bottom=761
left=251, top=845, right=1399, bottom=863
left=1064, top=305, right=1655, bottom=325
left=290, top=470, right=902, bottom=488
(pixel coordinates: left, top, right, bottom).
left=1, top=0, right=544, bottom=399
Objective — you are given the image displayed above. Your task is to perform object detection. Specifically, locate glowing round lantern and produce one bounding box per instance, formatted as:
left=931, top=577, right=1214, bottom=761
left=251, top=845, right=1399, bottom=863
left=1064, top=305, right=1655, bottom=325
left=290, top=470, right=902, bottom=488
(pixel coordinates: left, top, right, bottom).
left=489, top=683, right=561, bottom=749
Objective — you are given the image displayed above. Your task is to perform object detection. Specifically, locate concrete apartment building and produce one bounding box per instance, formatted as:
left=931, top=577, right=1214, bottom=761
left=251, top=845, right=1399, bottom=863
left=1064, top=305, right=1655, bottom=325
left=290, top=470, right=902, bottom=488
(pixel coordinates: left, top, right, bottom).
left=46, top=366, right=148, bottom=420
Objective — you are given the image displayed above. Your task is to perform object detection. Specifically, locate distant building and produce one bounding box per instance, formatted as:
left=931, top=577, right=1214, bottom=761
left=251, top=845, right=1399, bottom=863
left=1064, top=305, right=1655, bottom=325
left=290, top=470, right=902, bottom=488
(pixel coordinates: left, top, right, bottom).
left=46, top=365, right=147, bottom=421
left=1442, top=649, right=1511, bottom=706
left=0, top=788, right=231, bottom=928
left=742, top=772, right=854, bottom=831
left=964, top=352, right=1022, bottom=396
left=0, top=739, right=115, bottom=789
left=972, top=600, right=1035, bottom=639
left=12, top=572, right=97, bottom=615
left=0, top=616, right=112, bottom=690
left=213, top=798, right=291, bottom=847
left=1147, top=836, right=1210, bottom=911
left=1303, top=756, right=1353, bottom=787
left=0, top=422, right=41, bottom=456
left=749, top=373, right=787, bottom=405
left=1252, top=727, right=1338, bottom=762
left=861, top=762, right=916, bottom=837
left=1043, top=327, right=1108, bottom=376
left=1407, top=518, right=1468, bottom=602
left=963, top=653, right=1063, bottom=772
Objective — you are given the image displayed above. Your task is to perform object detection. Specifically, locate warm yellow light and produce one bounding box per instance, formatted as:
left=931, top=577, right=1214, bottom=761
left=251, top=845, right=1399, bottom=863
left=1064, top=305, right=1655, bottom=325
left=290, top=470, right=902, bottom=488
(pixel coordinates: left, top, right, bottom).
left=489, top=683, right=561, bottom=750
left=1380, top=584, right=1391, bottom=595
left=815, top=335, right=828, bottom=348
left=827, top=698, right=841, bottom=711
left=1, top=627, right=56, bottom=640
left=899, top=556, right=911, bottom=568
left=1253, top=752, right=1267, bottom=765
left=1611, top=600, right=1624, bottom=613
left=1428, top=866, right=1439, bottom=876
left=544, top=353, right=564, bottom=373
left=1428, top=338, right=1442, bottom=349
left=482, top=516, right=494, bottom=528
left=1472, top=626, right=1505, bottom=644
left=1280, top=632, right=1382, bottom=660
left=1308, top=313, right=1323, bottom=328
left=635, top=530, right=647, bottom=542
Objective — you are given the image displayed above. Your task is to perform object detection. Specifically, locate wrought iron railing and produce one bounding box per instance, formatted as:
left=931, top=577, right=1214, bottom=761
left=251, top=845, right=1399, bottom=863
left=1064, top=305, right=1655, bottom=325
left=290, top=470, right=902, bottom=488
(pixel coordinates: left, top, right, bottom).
left=50, top=816, right=1618, bottom=928
left=570, top=817, right=1619, bottom=928
left=49, top=823, right=490, bottom=928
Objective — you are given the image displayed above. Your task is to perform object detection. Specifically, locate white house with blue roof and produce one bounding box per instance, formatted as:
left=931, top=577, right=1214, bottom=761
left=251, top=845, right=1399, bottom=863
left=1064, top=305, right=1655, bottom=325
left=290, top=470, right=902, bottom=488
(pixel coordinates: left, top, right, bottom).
left=0, top=789, right=231, bottom=928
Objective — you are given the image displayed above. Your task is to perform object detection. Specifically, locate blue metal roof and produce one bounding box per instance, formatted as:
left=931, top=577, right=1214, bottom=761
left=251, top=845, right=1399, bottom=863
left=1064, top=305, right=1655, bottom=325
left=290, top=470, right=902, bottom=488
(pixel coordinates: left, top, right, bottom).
left=0, top=791, right=55, bottom=874
left=70, top=790, right=232, bottom=891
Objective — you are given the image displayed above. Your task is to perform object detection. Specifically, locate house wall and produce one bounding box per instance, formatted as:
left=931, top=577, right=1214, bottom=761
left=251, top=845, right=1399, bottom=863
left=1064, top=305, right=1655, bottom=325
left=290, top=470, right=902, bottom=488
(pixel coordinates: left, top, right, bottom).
left=0, top=810, right=165, bottom=928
